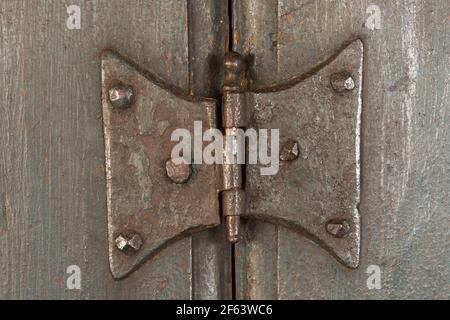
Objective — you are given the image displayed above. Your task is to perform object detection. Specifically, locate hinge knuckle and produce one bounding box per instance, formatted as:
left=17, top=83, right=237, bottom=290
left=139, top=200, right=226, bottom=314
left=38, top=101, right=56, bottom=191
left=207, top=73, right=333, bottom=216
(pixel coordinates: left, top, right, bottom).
left=223, top=51, right=247, bottom=92
left=222, top=162, right=242, bottom=191
left=222, top=190, right=245, bottom=243
left=222, top=92, right=247, bottom=128
left=222, top=190, right=245, bottom=217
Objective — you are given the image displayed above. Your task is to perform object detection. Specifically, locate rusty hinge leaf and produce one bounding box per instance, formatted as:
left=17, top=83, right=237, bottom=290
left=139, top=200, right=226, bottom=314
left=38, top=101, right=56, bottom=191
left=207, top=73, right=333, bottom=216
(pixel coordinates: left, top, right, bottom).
left=245, top=40, right=363, bottom=268
left=101, top=51, right=220, bottom=279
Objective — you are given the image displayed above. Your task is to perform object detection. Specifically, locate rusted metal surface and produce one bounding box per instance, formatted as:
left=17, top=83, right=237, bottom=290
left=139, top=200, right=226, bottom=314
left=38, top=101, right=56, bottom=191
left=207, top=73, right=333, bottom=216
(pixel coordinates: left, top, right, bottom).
left=101, top=50, right=221, bottom=279
left=245, top=40, right=363, bottom=269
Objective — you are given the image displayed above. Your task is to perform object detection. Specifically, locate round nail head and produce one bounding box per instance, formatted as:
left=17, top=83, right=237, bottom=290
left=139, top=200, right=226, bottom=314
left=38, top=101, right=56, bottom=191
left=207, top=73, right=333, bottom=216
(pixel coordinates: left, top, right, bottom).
left=166, top=158, right=192, bottom=184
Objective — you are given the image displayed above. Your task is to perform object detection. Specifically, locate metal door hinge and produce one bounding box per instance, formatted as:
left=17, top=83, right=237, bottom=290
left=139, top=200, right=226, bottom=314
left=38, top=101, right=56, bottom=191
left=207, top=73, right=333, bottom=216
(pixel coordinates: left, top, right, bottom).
left=101, top=40, right=363, bottom=279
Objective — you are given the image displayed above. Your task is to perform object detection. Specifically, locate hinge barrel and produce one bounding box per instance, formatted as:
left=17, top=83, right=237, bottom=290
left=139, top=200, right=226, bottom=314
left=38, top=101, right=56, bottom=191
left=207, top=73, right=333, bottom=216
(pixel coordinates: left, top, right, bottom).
left=221, top=52, right=247, bottom=243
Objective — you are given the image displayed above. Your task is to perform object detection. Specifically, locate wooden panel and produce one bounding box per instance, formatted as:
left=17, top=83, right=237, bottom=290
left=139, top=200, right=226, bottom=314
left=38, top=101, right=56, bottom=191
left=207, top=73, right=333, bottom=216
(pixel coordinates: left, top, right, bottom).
left=0, top=0, right=230, bottom=299
left=234, top=0, right=450, bottom=299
